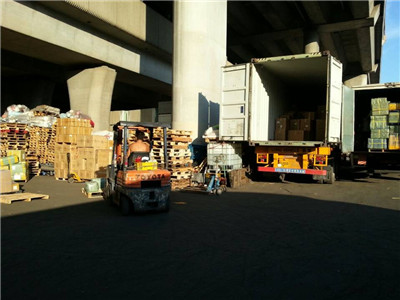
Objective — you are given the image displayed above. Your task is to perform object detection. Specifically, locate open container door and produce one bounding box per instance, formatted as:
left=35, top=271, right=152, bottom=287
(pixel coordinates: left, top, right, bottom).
left=326, top=56, right=343, bottom=143
left=341, top=85, right=355, bottom=153
left=220, top=64, right=250, bottom=141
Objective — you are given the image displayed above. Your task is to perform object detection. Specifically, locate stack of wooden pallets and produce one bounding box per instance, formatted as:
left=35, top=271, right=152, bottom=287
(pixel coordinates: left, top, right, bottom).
left=152, top=129, right=193, bottom=190
left=0, top=123, right=29, bottom=154
left=28, top=124, right=57, bottom=164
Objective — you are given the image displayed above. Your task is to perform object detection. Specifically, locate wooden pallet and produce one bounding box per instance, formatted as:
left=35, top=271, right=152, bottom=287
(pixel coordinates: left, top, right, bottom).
left=81, top=188, right=103, bottom=198
left=0, top=192, right=49, bottom=204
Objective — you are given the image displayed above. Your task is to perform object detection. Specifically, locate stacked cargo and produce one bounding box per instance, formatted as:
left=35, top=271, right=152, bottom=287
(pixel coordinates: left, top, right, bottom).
left=368, top=98, right=399, bottom=150
left=0, top=123, right=29, bottom=155
left=151, top=129, right=193, bottom=190
left=388, top=102, right=400, bottom=150
left=275, top=109, right=323, bottom=141
left=0, top=150, right=29, bottom=182
left=54, top=118, right=112, bottom=180
left=27, top=124, right=57, bottom=164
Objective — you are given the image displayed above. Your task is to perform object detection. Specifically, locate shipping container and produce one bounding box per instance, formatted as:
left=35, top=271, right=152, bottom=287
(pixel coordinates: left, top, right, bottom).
left=344, top=83, right=400, bottom=172
left=220, top=52, right=343, bottom=147
left=219, top=53, right=343, bottom=183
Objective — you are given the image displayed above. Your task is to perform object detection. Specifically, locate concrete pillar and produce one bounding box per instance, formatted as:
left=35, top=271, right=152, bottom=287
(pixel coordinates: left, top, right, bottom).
left=344, top=74, right=368, bottom=87
left=304, top=28, right=320, bottom=54
left=172, top=1, right=227, bottom=144
left=67, top=66, right=116, bottom=131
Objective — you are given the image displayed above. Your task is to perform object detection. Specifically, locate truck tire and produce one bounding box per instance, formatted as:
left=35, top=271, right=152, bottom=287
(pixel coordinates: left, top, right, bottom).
left=120, top=194, right=131, bottom=216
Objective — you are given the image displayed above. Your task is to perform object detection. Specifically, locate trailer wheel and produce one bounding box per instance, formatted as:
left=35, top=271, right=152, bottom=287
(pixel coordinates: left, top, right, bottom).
left=120, top=194, right=131, bottom=216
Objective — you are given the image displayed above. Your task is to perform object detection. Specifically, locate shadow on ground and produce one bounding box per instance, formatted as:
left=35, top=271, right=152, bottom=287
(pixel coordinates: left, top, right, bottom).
left=2, top=184, right=400, bottom=299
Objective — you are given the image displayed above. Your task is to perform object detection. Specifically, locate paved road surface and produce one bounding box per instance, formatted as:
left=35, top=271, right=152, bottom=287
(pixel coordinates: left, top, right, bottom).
left=2, top=174, right=400, bottom=299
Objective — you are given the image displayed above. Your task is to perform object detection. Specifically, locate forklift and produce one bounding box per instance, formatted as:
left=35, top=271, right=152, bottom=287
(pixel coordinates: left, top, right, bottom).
left=103, top=121, right=171, bottom=215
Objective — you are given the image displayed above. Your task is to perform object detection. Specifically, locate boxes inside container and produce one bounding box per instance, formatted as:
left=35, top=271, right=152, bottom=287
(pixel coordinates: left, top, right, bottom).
left=253, top=56, right=328, bottom=141
left=354, top=88, right=400, bottom=151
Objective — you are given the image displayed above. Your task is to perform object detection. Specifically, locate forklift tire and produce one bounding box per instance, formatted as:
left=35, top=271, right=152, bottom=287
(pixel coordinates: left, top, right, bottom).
left=163, top=195, right=170, bottom=212
left=120, top=194, right=131, bottom=216
left=324, top=166, right=335, bottom=184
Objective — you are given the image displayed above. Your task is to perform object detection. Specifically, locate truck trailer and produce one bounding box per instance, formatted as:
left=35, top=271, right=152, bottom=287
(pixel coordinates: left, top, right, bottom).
left=219, top=52, right=399, bottom=183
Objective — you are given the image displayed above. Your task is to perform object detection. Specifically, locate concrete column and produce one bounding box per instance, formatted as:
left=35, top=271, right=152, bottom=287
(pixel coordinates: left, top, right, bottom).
left=67, top=66, right=117, bottom=131
left=344, top=74, right=368, bottom=87
left=172, top=1, right=227, bottom=144
left=304, top=28, right=320, bottom=54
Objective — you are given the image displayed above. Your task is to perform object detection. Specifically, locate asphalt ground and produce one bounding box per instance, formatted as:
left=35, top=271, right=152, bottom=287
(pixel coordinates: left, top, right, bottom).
left=1, top=173, right=400, bottom=299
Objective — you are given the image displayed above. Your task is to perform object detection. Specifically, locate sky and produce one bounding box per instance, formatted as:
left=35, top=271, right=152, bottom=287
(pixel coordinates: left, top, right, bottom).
left=380, top=0, right=400, bottom=83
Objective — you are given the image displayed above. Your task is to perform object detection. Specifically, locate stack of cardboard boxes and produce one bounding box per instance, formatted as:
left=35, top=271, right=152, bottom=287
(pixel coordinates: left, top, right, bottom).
left=275, top=107, right=326, bottom=141
left=368, top=98, right=400, bottom=150
left=54, top=118, right=112, bottom=179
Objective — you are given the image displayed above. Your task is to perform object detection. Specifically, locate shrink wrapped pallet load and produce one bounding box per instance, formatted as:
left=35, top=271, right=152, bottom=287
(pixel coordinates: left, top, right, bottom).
left=388, top=111, right=400, bottom=124
left=370, top=116, right=388, bottom=129
left=389, top=125, right=400, bottom=134
left=370, top=128, right=390, bottom=139
left=368, top=138, right=387, bottom=150
left=371, top=98, right=389, bottom=116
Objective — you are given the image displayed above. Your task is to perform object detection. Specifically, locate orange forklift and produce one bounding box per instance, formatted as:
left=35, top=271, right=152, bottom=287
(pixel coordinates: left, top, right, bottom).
left=103, top=121, right=171, bottom=215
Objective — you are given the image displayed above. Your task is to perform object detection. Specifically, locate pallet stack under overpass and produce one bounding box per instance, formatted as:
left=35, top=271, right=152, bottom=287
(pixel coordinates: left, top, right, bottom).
left=151, top=129, right=193, bottom=190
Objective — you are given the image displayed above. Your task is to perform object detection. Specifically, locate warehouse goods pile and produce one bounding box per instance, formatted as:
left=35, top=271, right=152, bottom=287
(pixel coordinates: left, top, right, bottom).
left=151, top=129, right=193, bottom=190
left=54, top=118, right=112, bottom=180
left=274, top=106, right=326, bottom=141
left=368, top=98, right=400, bottom=150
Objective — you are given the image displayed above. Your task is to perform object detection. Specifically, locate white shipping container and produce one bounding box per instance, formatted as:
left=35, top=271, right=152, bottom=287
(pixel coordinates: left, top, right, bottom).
left=220, top=53, right=343, bottom=146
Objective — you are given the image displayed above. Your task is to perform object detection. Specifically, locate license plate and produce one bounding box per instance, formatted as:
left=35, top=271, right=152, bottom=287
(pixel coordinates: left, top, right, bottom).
left=275, top=168, right=306, bottom=174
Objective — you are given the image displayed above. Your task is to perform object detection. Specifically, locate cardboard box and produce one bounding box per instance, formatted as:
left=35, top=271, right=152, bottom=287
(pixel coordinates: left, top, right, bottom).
left=389, top=103, right=399, bottom=111
left=6, top=150, right=26, bottom=162
left=288, top=130, right=310, bottom=141
left=0, top=156, right=19, bottom=167
left=275, top=128, right=286, bottom=140
left=275, top=118, right=287, bottom=140
left=0, top=170, right=13, bottom=194
left=300, top=119, right=312, bottom=131
left=10, top=162, right=28, bottom=181
left=290, top=119, right=301, bottom=130
left=389, top=134, right=400, bottom=150
left=96, top=149, right=112, bottom=166
left=316, top=119, right=326, bottom=141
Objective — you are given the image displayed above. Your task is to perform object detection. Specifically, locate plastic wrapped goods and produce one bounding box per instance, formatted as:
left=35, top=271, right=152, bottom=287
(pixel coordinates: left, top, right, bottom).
left=370, top=116, right=388, bottom=129
left=371, top=128, right=389, bottom=139
left=371, top=98, right=389, bottom=116
left=389, top=125, right=400, bottom=134
left=388, top=112, right=400, bottom=124
left=84, top=181, right=100, bottom=193
left=368, top=138, right=387, bottom=150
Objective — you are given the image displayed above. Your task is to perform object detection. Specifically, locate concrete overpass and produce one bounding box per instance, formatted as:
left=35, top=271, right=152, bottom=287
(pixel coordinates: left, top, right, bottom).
left=1, top=0, right=385, bottom=137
